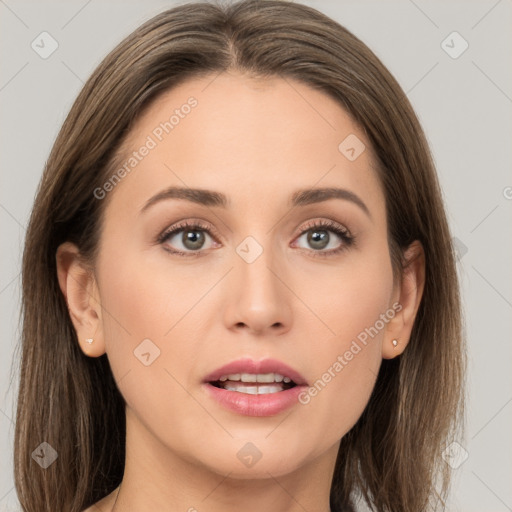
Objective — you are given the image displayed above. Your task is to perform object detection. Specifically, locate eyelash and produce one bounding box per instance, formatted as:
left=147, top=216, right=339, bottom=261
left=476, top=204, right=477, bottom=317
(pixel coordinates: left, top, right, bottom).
left=156, top=219, right=355, bottom=258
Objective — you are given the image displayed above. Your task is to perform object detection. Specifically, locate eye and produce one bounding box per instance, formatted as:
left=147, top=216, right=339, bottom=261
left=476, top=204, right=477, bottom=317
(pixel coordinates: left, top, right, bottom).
left=292, top=219, right=355, bottom=257
left=157, top=220, right=219, bottom=257
left=157, top=219, right=355, bottom=258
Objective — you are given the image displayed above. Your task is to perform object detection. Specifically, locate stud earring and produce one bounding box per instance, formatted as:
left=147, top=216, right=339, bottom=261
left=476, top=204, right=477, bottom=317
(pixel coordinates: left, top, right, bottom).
left=392, top=339, right=398, bottom=347
left=85, top=338, right=94, bottom=345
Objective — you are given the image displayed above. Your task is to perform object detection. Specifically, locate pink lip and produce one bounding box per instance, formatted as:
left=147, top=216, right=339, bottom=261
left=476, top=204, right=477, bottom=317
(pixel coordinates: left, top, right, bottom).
left=202, top=357, right=308, bottom=417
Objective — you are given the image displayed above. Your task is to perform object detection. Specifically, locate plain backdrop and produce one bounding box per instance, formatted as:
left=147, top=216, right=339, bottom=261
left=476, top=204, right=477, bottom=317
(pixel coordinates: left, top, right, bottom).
left=1, top=1, right=511, bottom=510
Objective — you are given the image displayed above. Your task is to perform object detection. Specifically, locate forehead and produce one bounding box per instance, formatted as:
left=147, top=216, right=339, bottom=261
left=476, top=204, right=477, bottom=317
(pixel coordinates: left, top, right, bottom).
left=104, top=71, right=384, bottom=219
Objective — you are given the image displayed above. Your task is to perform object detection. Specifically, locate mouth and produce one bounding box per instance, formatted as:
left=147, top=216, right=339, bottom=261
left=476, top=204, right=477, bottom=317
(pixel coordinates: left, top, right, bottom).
left=203, top=357, right=307, bottom=392
left=202, top=357, right=308, bottom=416
left=208, top=372, right=297, bottom=394
left=203, top=358, right=308, bottom=417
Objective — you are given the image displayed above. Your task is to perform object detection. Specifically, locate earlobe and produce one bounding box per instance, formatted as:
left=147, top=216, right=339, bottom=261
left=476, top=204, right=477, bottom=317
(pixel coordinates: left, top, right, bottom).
left=382, top=240, right=425, bottom=359
left=56, top=242, right=106, bottom=358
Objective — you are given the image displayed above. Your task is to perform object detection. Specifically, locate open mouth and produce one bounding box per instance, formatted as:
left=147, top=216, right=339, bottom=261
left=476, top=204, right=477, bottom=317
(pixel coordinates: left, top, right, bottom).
left=209, top=372, right=297, bottom=394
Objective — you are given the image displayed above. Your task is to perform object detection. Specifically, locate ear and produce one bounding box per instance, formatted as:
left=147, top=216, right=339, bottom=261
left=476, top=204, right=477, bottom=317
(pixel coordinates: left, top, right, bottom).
left=382, top=240, right=425, bottom=359
left=56, top=242, right=106, bottom=358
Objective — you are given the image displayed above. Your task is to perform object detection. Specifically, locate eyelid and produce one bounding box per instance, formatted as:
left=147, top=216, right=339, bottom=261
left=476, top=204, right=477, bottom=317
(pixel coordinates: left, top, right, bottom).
left=293, top=218, right=352, bottom=240
left=156, top=218, right=222, bottom=244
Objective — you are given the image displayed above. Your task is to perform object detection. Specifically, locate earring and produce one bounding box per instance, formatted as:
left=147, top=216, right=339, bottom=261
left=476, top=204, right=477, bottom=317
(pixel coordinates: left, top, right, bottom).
left=392, top=339, right=398, bottom=347
left=85, top=338, right=94, bottom=344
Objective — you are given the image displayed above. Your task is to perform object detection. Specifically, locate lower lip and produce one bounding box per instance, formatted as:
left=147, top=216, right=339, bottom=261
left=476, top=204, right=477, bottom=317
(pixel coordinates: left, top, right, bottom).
left=203, top=383, right=307, bottom=417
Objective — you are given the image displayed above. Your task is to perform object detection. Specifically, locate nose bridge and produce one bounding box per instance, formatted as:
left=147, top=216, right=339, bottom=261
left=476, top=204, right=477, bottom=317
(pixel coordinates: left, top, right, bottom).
left=239, top=235, right=277, bottom=291
left=227, top=231, right=291, bottom=333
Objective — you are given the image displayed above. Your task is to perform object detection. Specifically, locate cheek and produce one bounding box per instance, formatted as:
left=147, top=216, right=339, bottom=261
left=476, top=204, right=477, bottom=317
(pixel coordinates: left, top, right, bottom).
left=94, top=240, right=178, bottom=374
left=97, top=239, right=213, bottom=341
left=95, top=241, right=230, bottom=398
left=293, top=244, right=394, bottom=441
left=95, top=245, right=213, bottom=431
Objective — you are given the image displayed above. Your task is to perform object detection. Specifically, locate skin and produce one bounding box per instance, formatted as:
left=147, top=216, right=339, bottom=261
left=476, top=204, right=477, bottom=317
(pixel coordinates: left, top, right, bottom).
left=57, top=71, right=425, bottom=512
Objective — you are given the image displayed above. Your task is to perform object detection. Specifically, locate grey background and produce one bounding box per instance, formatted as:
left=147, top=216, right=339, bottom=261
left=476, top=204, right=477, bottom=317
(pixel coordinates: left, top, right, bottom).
left=1, top=0, right=511, bottom=510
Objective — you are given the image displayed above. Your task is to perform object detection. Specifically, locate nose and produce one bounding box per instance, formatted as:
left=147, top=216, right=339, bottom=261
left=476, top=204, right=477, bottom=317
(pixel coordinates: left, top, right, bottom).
left=224, top=243, right=292, bottom=336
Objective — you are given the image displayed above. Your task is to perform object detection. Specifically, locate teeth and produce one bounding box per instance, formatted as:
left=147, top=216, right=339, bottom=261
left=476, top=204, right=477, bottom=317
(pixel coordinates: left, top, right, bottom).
left=219, top=373, right=290, bottom=383
left=223, top=383, right=285, bottom=394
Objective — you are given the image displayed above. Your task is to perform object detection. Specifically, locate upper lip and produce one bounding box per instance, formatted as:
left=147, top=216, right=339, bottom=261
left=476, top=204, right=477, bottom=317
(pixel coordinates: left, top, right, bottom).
left=203, top=357, right=308, bottom=386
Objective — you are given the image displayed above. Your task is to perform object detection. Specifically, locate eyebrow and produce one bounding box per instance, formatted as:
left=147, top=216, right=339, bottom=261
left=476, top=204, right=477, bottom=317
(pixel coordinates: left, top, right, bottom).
left=140, top=186, right=371, bottom=218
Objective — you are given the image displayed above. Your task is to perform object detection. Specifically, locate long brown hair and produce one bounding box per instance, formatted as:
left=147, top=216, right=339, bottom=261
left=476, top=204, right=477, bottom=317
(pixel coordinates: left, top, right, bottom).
left=13, top=1, right=465, bottom=510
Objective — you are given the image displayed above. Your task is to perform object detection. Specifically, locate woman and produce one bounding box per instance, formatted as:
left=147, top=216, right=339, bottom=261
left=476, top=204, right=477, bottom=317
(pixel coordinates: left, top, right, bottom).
left=14, top=1, right=465, bottom=511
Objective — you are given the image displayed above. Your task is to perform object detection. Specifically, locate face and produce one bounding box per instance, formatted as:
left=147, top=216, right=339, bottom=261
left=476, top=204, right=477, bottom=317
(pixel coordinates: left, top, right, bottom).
left=89, top=71, right=399, bottom=478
